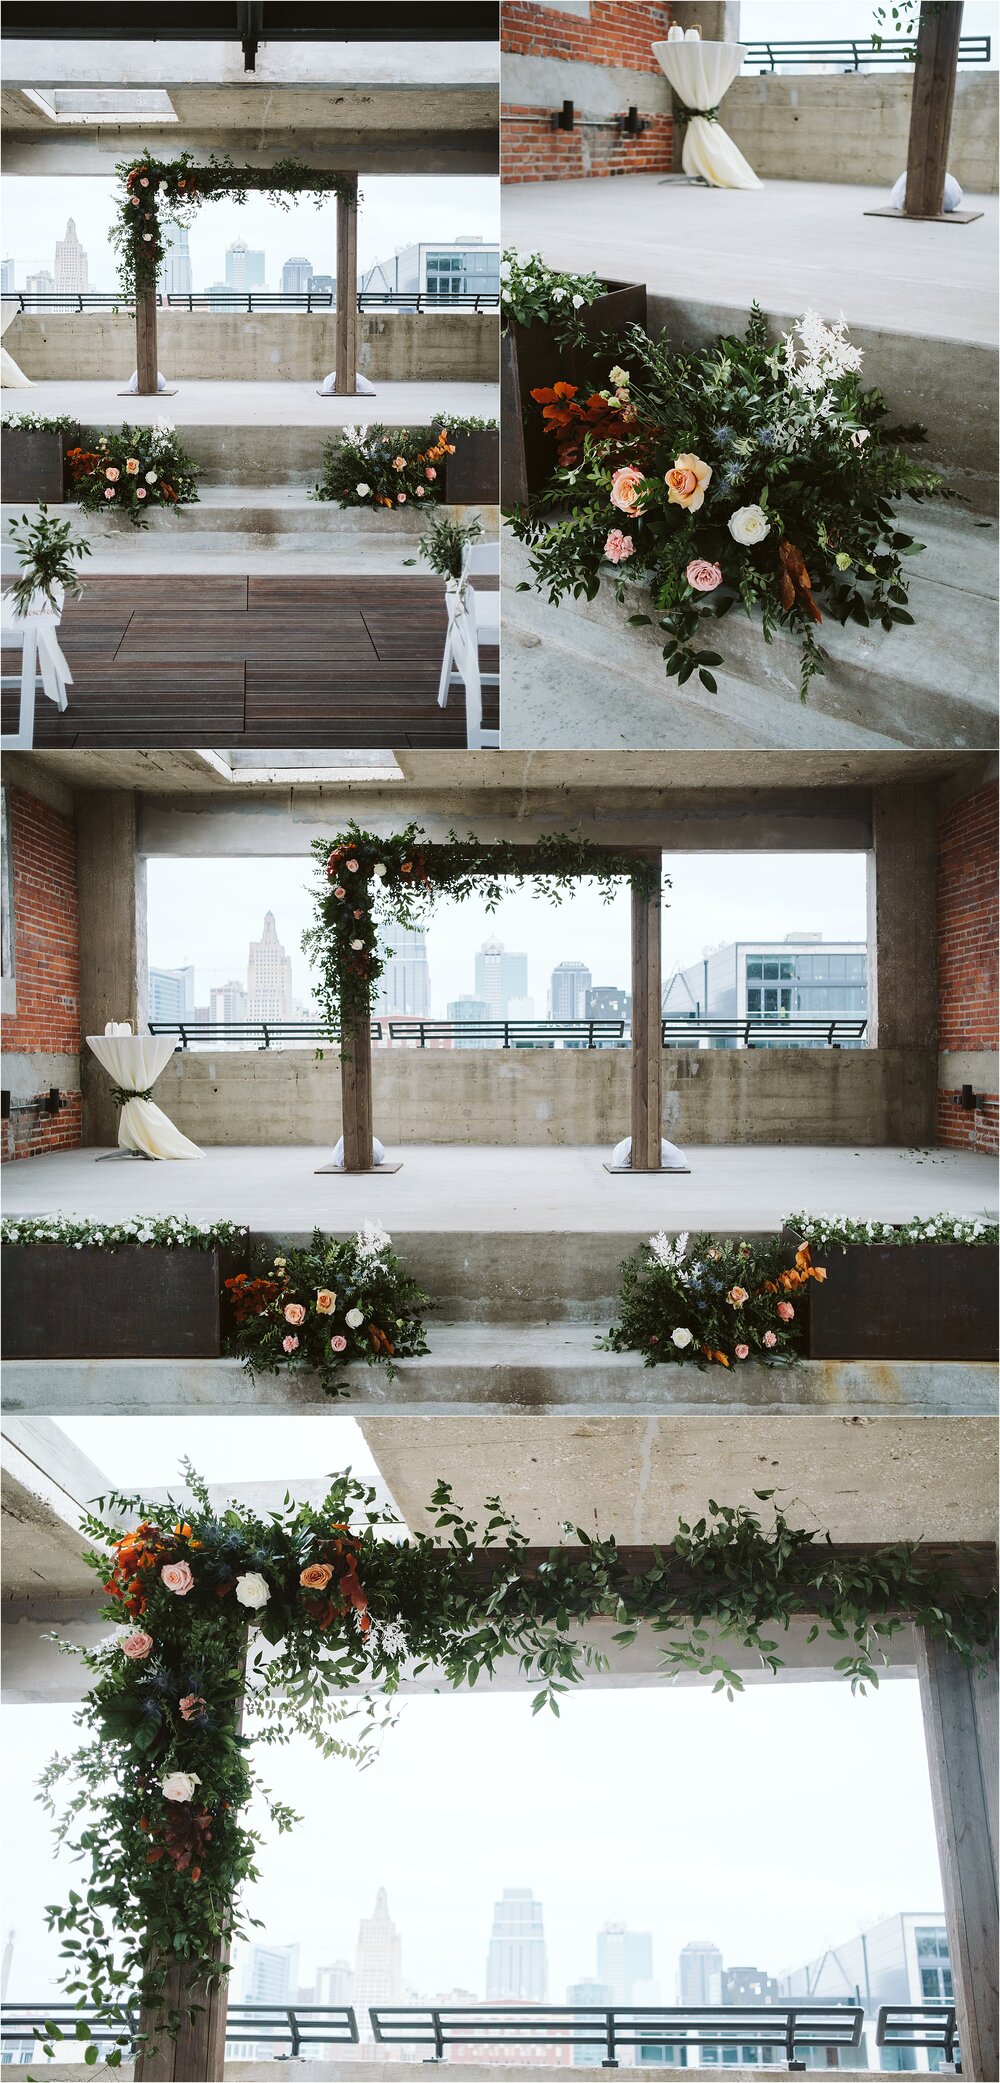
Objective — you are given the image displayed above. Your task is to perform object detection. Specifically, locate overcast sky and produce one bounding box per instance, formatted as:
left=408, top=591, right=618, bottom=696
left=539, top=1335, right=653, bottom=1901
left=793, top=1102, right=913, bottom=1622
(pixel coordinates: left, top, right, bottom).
left=1, top=175, right=499, bottom=291
left=146, top=852, right=868, bottom=1014
left=740, top=0, right=996, bottom=62
left=3, top=1420, right=942, bottom=2009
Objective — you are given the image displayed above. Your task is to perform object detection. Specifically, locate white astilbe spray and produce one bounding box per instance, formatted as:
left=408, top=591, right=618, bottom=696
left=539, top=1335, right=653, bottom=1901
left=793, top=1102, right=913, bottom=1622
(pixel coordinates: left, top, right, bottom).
left=647, top=1230, right=689, bottom=1271
left=781, top=310, right=863, bottom=396
left=360, top=1613, right=409, bottom=1660
left=354, top=1219, right=391, bottom=1264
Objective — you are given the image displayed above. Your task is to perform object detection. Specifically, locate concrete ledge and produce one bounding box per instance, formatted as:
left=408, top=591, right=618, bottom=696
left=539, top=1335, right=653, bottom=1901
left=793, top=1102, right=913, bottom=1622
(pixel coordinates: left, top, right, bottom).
left=15, top=2066, right=891, bottom=2082
left=4, top=1339, right=995, bottom=1416
left=3, top=308, right=500, bottom=385
left=723, top=68, right=998, bottom=192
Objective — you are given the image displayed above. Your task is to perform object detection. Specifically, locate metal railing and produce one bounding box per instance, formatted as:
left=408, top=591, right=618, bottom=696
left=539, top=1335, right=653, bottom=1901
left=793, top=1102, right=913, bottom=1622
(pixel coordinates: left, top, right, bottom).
left=369, top=2001, right=865, bottom=2067
left=876, top=2002, right=960, bottom=2063
left=662, top=1016, right=868, bottom=1048
left=147, top=1019, right=381, bottom=1049
left=745, top=33, right=989, bottom=69
left=387, top=1017, right=626, bottom=1048
left=1, top=288, right=499, bottom=314
left=0, top=2002, right=359, bottom=2056
left=145, top=1015, right=867, bottom=1052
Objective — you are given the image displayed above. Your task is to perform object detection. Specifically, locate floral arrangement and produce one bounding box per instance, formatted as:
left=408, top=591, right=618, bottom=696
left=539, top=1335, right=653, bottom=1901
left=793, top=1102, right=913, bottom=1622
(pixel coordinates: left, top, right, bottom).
left=1, top=1215, right=245, bottom=1250
left=602, top=1231, right=827, bottom=1369
left=418, top=511, right=484, bottom=580
left=1, top=411, right=80, bottom=435
left=66, top=423, right=199, bottom=528
left=224, top=1224, right=430, bottom=1397
left=510, top=307, right=948, bottom=700
left=112, top=153, right=357, bottom=299
left=786, top=1212, right=999, bottom=1248
left=303, top=823, right=662, bottom=1028
left=500, top=247, right=605, bottom=339
left=311, top=423, right=455, bottom=511
left=39, top=1467, right=995, bottom=2064
left=433, top=413, right=499, bottom=434
left=4, top=503, right=91, bottom=616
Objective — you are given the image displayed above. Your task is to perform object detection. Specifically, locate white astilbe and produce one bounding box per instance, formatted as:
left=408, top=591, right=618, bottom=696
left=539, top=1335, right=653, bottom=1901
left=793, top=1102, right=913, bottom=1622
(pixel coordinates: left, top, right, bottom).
left=647, top=1230, right=689, bottom=1271
left=360, top=1613, right=409, bottom=1660
left=781, top=310, right=863, bottom=396
left=354, top=1219, right=391, bottom=1262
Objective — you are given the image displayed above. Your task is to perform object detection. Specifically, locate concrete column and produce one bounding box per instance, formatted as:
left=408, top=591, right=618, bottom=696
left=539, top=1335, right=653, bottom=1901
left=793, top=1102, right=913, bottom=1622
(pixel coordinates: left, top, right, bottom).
left=76, top=791, right=146, bottom=1146
left=670, top=2, right=743, bottom=38
left=866, top=782, right=937, bottom=1141
left=917, top=1631, right=998, bottom=2082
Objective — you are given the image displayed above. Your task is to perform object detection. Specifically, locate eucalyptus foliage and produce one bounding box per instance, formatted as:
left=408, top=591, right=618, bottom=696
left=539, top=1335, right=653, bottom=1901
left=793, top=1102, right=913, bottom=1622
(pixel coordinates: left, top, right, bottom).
left=4, top=504, right=91, bottom=615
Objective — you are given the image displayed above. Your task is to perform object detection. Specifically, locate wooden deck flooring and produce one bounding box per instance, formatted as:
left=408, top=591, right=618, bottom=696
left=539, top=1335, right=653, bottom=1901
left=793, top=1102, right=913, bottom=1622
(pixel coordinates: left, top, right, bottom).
left=1, top=575, right=499, bottom=748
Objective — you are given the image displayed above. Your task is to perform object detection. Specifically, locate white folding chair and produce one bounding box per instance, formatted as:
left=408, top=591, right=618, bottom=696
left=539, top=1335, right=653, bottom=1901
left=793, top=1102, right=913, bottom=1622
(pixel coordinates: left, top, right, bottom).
left=0, top=543, right=73, bottom=751
left=437, top=539, right=500, bottom=749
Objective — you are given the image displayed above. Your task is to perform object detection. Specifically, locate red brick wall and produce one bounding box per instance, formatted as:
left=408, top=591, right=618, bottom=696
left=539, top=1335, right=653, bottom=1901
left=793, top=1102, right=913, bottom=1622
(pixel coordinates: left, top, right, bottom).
left=502, top=2, right=674, bottom=182
left=936, top=780, right=998, bottom=1155
left=2, top=785, right=82, bottom=1161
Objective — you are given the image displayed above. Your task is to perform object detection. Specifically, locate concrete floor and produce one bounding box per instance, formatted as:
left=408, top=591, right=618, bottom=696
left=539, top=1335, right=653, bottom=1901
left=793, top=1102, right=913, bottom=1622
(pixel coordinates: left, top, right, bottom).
left=501, top=176, right=998, bottom=344
left=4, top=1143, right=995, bottom=1230
left=10, top=379, right=500, bottom=428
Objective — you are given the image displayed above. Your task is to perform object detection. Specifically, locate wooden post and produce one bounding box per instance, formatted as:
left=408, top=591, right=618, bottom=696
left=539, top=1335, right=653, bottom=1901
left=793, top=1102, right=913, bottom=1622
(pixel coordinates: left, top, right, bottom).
left=135, top=1959, right=229, bottom=2083
left=905, top=1, right=964, bottom=217
left=335, top=177, right=359, bottom=396
left=916, top=1629, right=998, bottom=2082
left=630, top=856, right=663, bottom=1171
left=340, top=1004, right=374, bottom=1170
left=134, top=280, right=159, bottom=396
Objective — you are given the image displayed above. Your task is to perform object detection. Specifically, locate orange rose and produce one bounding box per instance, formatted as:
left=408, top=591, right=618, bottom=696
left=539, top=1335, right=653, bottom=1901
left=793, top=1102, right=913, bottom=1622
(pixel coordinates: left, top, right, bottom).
left=315, top=1289, right=337, bottom=1314
left=300, top=1562, right=334, bottom=1590
left=665, top=452, right=713, bottom=512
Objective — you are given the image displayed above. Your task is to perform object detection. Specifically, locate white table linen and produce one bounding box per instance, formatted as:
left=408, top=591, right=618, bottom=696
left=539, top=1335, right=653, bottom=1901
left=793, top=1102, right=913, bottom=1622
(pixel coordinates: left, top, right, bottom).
left=652, top=40, right=761, bottom=190
left=0, top=585, right=73, bottom=749
left=86, top=1033, right=203, bottom=1160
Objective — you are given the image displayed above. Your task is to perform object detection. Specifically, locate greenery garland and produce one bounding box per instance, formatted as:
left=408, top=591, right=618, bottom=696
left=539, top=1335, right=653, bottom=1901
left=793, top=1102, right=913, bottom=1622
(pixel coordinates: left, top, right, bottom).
left=602, top=1231, right=827, bottom=1370
left=303, top=823, right=664, bottom=1029
left=40, top=1470, right=996, bottom=2064
left=787, top=1211, right=999, bottom=1248
left=0, top=1216, right=245, bottom=1250
left=224, top=1224, right=430, bottom=1397
left=113, top=154, right=358, bottom=299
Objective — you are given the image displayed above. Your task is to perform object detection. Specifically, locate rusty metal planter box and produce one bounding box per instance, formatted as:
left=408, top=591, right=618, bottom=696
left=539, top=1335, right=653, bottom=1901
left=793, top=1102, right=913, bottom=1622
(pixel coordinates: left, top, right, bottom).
left=1, top=1245, right=224, bottom=1360
left=800, top=1240, right=999, bottom=1361
left=0, top=429, right=69, bottom=504
left=502, top=280, right=648, bottom=506
left=444, top=428, right=499, bottom=505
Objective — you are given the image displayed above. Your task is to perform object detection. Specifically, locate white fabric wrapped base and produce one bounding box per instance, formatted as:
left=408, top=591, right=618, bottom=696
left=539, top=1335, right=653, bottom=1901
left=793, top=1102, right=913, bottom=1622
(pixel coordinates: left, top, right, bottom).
left=611, top=1135, right=690, bottom=1172
left=651, top=40, right=762, bottom=191
left=319, top=372, right=377, bottom=396
left=681, top=116, right=762, bottom=190
left=126, top=370, right=171, bottom=393
left=890, top=170, right=964, bottom=212
left=119, top=1096, right=203, bottom=1160
left=86, top=1032, right=203, bottom=1160
left=330, top=1135, right=386, bottom=1169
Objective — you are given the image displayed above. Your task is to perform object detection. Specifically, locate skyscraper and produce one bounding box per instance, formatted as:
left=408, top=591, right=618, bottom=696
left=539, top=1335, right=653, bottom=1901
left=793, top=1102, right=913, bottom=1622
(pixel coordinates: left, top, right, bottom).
left=245, top=1942, right=299, bottom=2004
left=354, top=1888, right=402, bottom=2021
left=210, top=979, right=247, bottom=1023
left=375, top=927, right=431, bottom=1017
left=226, top=236, right=266, bottom=291
left=475, top=940, right=528, bottom=1019
left=678, top=1940, right=723, bottom=2006
left=550, top=960, right=592, bottom=1020
left=596, top=1923, right=653, bottom=2002
left=247, top=912, right=293, bottom=1021
left=1, top=259, right=14, bottom=294
left=148, top=964, right=195, bottom=1023
left=159, top=222, right=192, bottom=297
left=282, top=255, right=314, bottom=294
left=54, top=218, right=88, bottom=293
left=486, top=1888, right=548, bottom=2000
left=316, top=1958, right=353, bottom=2005
left=26, top=269, right=55, bottom=296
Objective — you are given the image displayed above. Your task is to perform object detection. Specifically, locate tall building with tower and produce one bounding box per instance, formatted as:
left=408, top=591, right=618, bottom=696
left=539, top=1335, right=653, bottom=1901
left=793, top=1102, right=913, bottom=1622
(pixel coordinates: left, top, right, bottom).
left=54, top=217, right=88, bottom=293
left=475, top=940, right=528, bottom=1019
left=354, top=1888, right=402, bottom=2021
left=486, top=1888, right=548, bottom=2001
left=247, top=912, right=293, bottom=1021
left=550, top=960, right=592, bottom=1020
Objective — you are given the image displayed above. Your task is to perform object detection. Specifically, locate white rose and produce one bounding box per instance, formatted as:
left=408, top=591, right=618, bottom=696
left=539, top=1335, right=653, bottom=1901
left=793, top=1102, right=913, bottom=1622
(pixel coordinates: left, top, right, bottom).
left=351, top=938, right=364, bottom=951
left=572, top=293, right=585, bottom=308
left=235, top=1571, right=270, bottom=1611
left=345, top=1307, right=364, bottom=1329
left=356, top=482, right=371, bottom=497
left=671, top=1328, right=694, bottom=1349
left=728, top=504, right=770, bottom=546
left=161, top=1770, right=201, bottom=1803
left=144, top=470, right=158, bottom=485
left=372, top=863, right=387, bottom=878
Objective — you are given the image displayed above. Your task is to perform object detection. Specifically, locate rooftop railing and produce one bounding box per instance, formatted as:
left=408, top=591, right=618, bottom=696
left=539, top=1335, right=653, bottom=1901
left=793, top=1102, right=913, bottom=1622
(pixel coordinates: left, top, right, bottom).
left=744, top=33, right=990, bottom=69
left=662, top=1016, right=868, bottom=1048
left=369, top=2001, right=866, bottom=2068
left=0, top=2001, right=359, bottom=2056
left=1, top=289, right=499, bottom=314
left=876, top=2001, right=960, bottom=2062
left=146, top=1015, right=868, bottom=1051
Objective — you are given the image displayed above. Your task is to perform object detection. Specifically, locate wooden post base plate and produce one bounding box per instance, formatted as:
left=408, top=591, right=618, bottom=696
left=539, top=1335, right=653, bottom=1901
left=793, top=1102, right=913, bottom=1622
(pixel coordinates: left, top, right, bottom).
left=863, top=207, right=984, bottom=223
left=603, top=1163, right=692, bottom=1174
left=117, top=388, right=180, bottom=396
left=314, top=1163, right=404, bottom=1174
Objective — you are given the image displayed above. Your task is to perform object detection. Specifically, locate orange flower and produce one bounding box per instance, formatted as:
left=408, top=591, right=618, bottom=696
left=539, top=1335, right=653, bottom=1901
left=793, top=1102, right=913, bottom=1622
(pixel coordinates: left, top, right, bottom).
left=300, top=1562, right=334, bottom=1590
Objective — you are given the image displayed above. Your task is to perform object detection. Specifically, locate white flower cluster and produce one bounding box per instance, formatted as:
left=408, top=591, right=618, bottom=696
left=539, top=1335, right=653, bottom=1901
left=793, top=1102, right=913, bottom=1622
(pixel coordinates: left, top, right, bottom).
left=647, top=1229, right=690, bottom=1271
left=781, top=310, right=863, bottom=396
left=785, top=1211, right=997, bottom=1248
left=363, top=1613, right=409, bottom=1659
left=354, top=1218, right=392, bottom=1266
left=499, top=246, right=600, bottom=325
left=0, top=1213, right=246, bottom=1251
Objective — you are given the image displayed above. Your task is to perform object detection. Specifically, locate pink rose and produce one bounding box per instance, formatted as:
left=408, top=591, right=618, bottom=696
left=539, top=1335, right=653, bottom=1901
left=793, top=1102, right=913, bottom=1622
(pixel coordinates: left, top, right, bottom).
left=416, top=485, right=425, bottom=496
left=686, top=558, right=722, bottom=593
left=425, top=467, right=437, bottom=481
left=763, top=1330, right=777, bottom=1349
left=346, top=859, right=359, bottom=872
left=122, top=1630, right=153, bottom=1660
left=397, top=492, right=407, bottom=503
left=139, top=177, right=149, bottom=187
left=136, top=487, right=147, bottom=499
left=333, top=886, right=346, bottom=898
left=777, top=1301, right=795, bottom=1322
left=282, top=1334, right=299, bottom=1353
left=161, top=1560, right=194, bottom=1596
left=105, top=467, right=120, bottom=482
left=610, top=465, right=646, bottom=517
left=179, top=1693, right=206, bottom=1722
left=104, top=488, right=115, bottom=499
left=735, top=1343, right=749, bottom=1360
left=604, top=528, right=634, bottom=565
left=284, top=1302, right=306, bottom=1326
left=331, top=1334, right=348, bottom=1352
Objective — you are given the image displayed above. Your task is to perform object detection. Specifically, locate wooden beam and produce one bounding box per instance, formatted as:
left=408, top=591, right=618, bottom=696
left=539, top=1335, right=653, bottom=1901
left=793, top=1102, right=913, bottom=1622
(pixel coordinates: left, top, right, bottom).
left=630, top=856, right=662, bottom=1171
left=917, top=1629, right=999, bottom=2082
left=134, top=1959, right=229, bottom=2083
left=134, top=280, right=159, bottom=396
left=334, top=178, right=359, bottom=396
left=459, top=1542, right=997, bottom=1598
left=905, top=0, right=964, bottom=217
left=340, top=1004, right=374, bottom=1170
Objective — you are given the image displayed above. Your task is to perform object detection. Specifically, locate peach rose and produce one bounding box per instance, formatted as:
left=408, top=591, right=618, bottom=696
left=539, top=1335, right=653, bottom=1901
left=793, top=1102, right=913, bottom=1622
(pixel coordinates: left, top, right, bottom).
left=105, top=467, right=120, bottom=482
left=161, top=1560, right=194, bottom=1596
left=665, top=452, right=712, bottom=512
left=686, top=558, right=722, bottom=593
left=125, top=458, right=140, bottom=475
left=315, top=1289, right=337, bottom=1313
left=777, top=1300, right=795, bottom=1322
left=331, top=1335, right=348, bottom=1352
left=610, top=465, right=647, bottom=517
left=300, top=1562, right=334, bottom=1590
left=604, top=528, right=635, bottom=565
left=735, top=1344, right=749, bottom=1360
left=122, top=1630, right=153, bottom=1660
left=284, top=1302, right=306, bottom=1325
left=726, top=1286, right=749, bottom=1307
left=282, top=1334, right=299, bottom=1353
left=179, top=1693, right=206, bottom=1721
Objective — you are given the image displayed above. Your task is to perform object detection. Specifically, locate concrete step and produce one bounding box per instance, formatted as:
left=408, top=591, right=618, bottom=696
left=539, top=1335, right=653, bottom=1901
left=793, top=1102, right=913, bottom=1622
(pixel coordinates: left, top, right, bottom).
left=3, top=1336, right=993, bottom=1417
left=502, top=503, right=998, bottom=752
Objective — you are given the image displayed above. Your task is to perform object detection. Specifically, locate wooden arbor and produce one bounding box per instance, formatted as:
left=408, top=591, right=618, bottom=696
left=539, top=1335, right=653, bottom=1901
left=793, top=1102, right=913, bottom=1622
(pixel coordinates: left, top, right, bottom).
left=867, top=1, right=984, bottom=224
left=128, top=175, right=361, bottom=397
left=128, top=1541, right=996, bottom=2083
left=333, top=848, right=667, bottom=1174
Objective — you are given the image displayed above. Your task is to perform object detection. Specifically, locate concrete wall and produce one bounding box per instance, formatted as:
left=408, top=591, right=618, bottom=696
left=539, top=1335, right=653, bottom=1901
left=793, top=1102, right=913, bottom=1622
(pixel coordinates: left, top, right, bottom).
left=137, top=1041, right=936, bottom=1150
left=724, top=70, right=998, bottom=193
left=3, top=309, right=499, bottom=385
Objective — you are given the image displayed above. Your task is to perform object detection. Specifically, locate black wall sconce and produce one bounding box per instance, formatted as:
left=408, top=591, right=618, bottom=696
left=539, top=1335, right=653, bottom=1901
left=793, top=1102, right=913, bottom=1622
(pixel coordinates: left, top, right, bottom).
left=551, top=98, right=575, bottom=130
left=958, top=1083, right=986, bottom=1112
left=617, top=105, right=649, bottom=136
left=1, top=1090, right=10, bottom=1121
left=43, top=1086, right=65, bottom=1116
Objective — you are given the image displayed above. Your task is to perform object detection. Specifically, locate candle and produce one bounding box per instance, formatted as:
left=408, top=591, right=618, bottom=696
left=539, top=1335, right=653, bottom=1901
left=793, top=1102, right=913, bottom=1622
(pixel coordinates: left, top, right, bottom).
left=684, top=25, right=703, bottom=39
left=666, top=22, right=685, bottom=38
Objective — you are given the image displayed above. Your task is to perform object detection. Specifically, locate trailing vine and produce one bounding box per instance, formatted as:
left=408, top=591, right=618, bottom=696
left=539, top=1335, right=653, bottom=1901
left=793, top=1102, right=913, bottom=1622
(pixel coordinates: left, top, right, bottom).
left=302, top=823, right=664, bottom=1029
left=39, top=1472, right=996, bottom=2064
left=113, top=154, right=358, bottom=300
